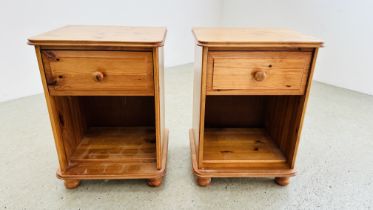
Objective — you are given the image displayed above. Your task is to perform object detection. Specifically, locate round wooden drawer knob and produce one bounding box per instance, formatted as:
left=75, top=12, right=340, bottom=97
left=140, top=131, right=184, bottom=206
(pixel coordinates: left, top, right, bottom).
left=93, top=71, right=104, bottom=81
left=254, top=71, right=266, bottom=81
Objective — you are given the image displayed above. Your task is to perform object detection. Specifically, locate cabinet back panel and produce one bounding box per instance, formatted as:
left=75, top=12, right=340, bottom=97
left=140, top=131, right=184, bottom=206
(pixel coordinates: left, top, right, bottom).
left=204, top=96, right=265, bottom=128
left=79, top=96, right=155, bottom=127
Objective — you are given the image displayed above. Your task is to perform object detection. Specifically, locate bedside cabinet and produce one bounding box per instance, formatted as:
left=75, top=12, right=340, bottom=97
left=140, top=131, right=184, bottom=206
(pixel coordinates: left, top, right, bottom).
left=189, top=28, right=322, bottom=186
left=28, top=26, right=168, bottom=188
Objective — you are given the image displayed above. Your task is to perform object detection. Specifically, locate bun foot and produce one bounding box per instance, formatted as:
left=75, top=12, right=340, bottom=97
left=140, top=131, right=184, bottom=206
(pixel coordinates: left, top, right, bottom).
left=197, top=177, right=211, bottom=187
left=275, top=177, right=290, bottom=186
left=147, top=177, right=163, bottom=187
left=64, top=179, right=80, bottom=189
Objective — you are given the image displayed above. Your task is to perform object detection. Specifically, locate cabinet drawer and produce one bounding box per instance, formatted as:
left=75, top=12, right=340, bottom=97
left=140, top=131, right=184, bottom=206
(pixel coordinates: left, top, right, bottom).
left=41, top=50, right=154, bottom=95
left=207, top=51, right=312, bottom=95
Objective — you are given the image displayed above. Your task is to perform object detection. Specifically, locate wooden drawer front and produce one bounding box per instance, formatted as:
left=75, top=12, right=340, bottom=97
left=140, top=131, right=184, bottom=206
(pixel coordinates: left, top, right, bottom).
left=207, top=51, right=312, bottom=95
left=42, top=50, right=154, bottom=95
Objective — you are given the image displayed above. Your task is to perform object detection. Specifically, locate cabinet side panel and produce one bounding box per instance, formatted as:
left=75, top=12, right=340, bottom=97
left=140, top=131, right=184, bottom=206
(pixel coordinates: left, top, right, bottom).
left=35, top=46, right=68, bottom=171
left=153, top=47, right=165, bottom=169
left=287, top=48, right=320, bottom=168
left=197, top=47, right=209, bottom=168
left=159, top=47, right=165, bottom=169
left=192, top=46, right=203, bottom=162
left=54, top=96, right=85, bottom=159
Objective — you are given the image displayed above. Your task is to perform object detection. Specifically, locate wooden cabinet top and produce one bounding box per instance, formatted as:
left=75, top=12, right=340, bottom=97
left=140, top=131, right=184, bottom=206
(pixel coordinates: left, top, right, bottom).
left=192, top=28, right=323, bottom=47
left=28, top=25, right=167, bottom=47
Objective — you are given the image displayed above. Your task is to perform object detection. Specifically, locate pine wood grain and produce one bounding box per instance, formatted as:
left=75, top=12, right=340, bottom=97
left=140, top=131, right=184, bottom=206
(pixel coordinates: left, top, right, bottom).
left=189, top=129, right=295, bottom=177
left=28, top=25, right=167, bottom=47
left=53, top=96, right=86, bottom=161
left=35, top=47, right=69, bottom=171
left=79, top=96, right=155, bottom=127
left=287, top=48, right=320, bottom=168
left=70, top=127, right=156, bottom=163
left=193, top=28, right=323, bottom=47
left=207, top=51, right=312, bottom=95
left=153, top=47, right=166, bottom=169
left=203, top=128, right=287, bottom=164
left=42, top=50, right=154, bottom=95
left=204, top=96, right=265, bottom=128
left=192, top=45, right=203, bottom=158
left=58, top=129, right=169, bottom=180
left=198, top=47, right=209, bottom=167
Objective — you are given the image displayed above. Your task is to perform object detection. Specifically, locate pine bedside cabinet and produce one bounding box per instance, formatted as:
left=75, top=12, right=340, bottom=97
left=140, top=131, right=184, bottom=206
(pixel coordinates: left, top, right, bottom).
left=189, top=28, right=322, bottom=186
left=28, top=26, right=168, bottom=189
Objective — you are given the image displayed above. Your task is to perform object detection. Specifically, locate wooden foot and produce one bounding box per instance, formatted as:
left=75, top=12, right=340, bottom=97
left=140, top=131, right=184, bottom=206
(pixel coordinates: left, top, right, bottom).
left=197, top=177, right=211, bottom=187
left=275, top=177, right=290, bottom=186
left=64, top=179, right=80, bottom=189
left=147, top=177, right=163, bottom=187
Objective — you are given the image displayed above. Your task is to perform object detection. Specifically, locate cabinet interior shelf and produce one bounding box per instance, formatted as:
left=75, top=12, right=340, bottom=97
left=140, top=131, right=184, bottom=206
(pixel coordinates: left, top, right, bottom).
left=203, top=128, right=287, bottom=164
left=70, top=127, right=156, bottom=164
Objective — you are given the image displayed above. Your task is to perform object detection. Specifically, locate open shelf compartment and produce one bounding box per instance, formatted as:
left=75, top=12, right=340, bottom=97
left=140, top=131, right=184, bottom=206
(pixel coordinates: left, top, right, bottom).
left=53, top=96, right=161, bottom=177
left=202, top=95, right=302, bottom=170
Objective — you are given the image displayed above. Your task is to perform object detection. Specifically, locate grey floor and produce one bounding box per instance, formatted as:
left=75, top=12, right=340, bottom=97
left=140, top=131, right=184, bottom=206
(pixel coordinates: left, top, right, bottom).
left=1, top=64, right=372, bottom=209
